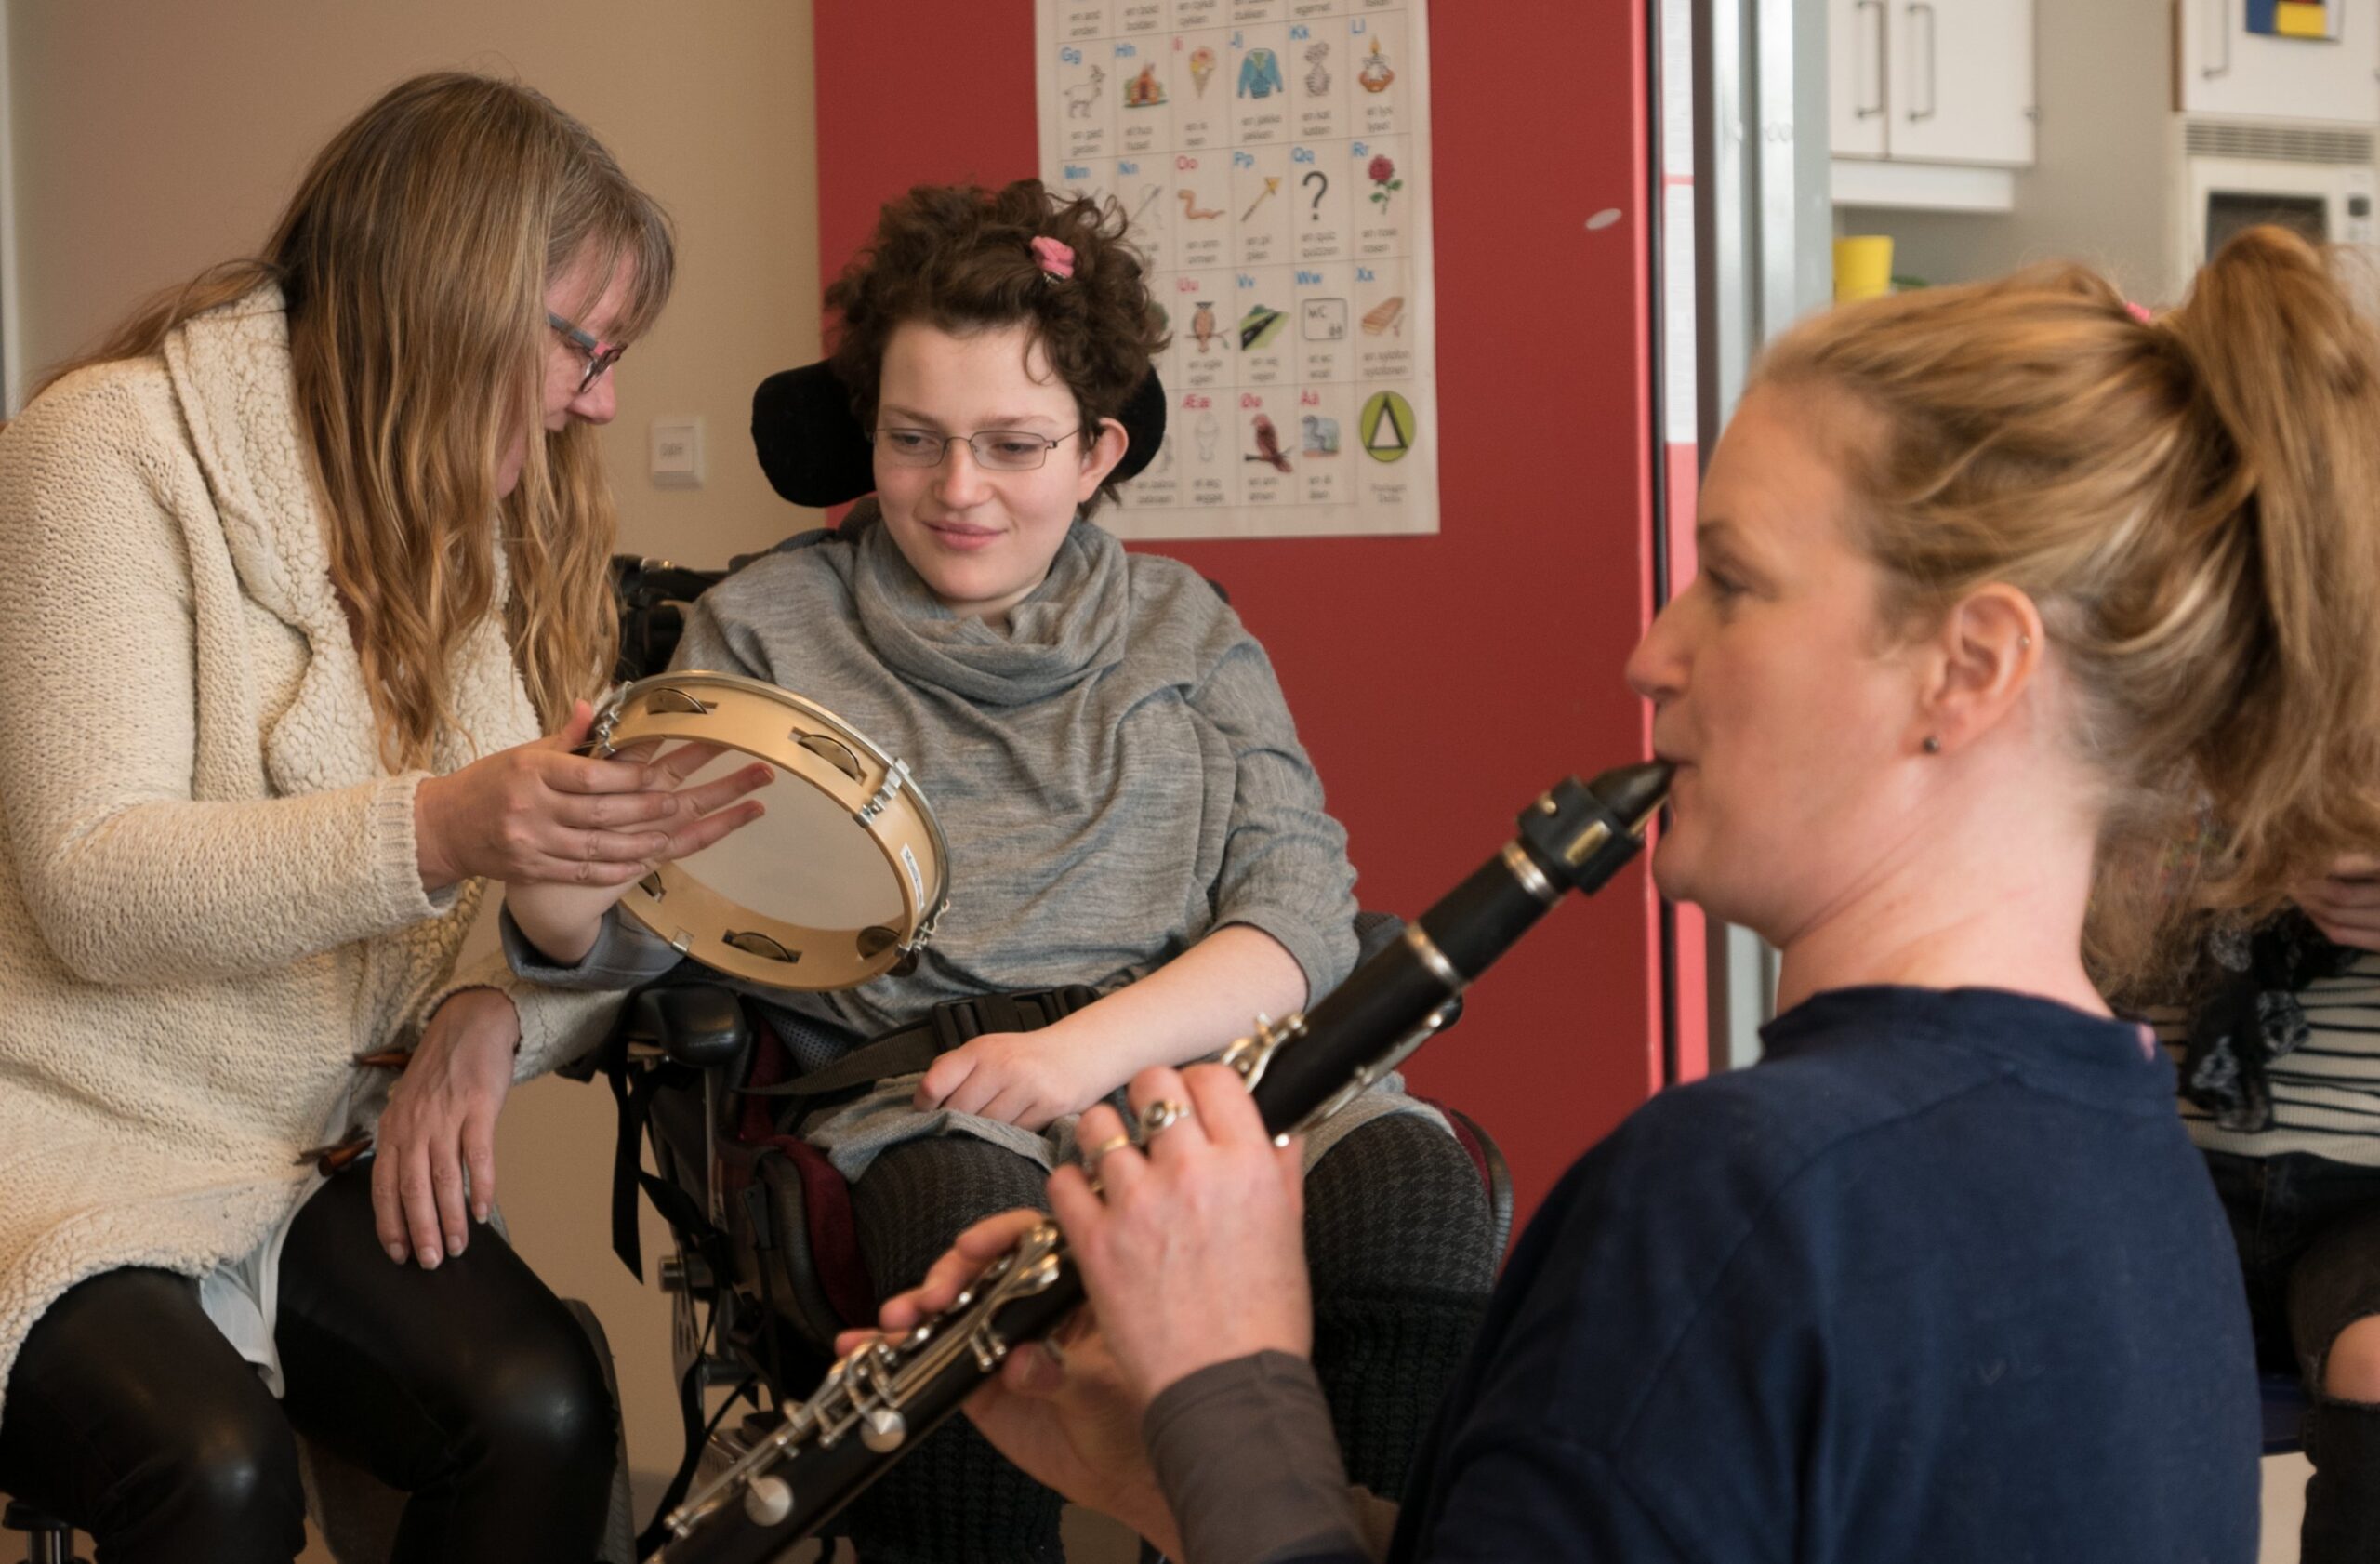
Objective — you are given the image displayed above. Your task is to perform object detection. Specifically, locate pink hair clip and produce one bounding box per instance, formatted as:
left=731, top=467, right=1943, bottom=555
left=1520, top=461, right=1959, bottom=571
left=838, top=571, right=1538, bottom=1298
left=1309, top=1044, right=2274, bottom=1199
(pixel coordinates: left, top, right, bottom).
left=2125, top=300, right=2154, bottom=325
left=1030, top=235, right=1076, bottom=282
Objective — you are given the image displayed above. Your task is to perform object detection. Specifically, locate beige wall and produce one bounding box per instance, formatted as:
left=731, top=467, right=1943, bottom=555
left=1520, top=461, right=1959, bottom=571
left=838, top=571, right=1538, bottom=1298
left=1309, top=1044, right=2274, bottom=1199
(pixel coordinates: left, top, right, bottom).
left=5, top=0, right=824, bottom=1511
left=6, top=0, right=825, bottom=567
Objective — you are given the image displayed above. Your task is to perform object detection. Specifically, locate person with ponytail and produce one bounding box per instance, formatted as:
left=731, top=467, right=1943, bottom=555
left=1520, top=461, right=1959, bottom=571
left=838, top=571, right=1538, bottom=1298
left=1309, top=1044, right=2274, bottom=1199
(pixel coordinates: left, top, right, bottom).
left=504, top=179, right=1496, bottom=1564
left=842, top=226, right=2380, bottom=1562
left=2155, top=246, right=2380, bottom=1553
left=0, top=74, right=762, bottom=1563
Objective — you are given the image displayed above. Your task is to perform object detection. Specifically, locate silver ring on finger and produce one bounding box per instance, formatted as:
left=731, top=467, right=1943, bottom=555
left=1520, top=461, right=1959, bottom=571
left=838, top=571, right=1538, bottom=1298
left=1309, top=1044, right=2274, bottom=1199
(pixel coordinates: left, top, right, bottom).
left=1138, top=1098, right=1195, bottom=1139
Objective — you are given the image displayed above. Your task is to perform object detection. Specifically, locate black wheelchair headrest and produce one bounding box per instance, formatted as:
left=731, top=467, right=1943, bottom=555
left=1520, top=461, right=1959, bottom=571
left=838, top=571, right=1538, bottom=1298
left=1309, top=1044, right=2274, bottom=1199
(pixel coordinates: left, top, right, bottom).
left=751, top=359, right=1169, bottom=509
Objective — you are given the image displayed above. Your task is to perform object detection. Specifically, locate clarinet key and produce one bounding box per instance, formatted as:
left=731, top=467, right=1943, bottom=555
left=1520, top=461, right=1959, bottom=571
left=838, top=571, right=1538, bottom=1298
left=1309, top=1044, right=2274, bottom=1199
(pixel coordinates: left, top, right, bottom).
left=744, top=1475, right=795, bottom=1528
left=861, top=1407, right=908, bottom=1452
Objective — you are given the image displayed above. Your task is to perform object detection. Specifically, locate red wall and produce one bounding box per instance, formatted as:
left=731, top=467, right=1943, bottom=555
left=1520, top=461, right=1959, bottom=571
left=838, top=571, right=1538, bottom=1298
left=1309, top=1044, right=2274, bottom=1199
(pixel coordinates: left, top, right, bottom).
left=813, top=0, right=1659, bottom=1220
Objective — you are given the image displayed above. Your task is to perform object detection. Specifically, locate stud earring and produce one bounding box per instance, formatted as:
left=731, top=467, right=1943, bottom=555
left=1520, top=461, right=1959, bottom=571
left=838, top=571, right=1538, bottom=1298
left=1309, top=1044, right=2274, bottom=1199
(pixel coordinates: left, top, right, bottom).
left=2019, top=634, right=2033, bottom=651
left=1923, top=736, right=1942, bottom=755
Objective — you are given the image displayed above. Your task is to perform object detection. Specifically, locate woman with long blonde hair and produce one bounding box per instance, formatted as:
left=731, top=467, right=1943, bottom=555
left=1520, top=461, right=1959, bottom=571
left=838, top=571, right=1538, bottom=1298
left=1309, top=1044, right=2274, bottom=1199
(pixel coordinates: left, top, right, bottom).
left=0, top=73, right=759, bottom=1562
left=860, top=227, right=2380, bottom=1562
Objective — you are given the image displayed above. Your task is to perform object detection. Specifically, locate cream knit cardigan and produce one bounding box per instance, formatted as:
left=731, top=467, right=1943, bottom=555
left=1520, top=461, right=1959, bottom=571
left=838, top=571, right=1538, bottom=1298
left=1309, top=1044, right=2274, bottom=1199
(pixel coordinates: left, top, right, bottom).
left=0, top=287, right=620, bottom=1425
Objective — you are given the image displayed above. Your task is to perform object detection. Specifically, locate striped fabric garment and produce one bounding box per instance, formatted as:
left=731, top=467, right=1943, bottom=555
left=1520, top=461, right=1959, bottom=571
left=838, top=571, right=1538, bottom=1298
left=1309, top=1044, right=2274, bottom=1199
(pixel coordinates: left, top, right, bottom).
left=2159, top=950, right=2380, bottom=1166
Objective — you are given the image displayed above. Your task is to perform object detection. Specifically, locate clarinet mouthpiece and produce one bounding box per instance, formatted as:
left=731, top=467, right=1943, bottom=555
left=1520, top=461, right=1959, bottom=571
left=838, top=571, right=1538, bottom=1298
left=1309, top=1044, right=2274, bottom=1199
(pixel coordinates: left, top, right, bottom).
left=1512, top=762, right=1673, bottom=901
left=1589, top=760, right=1674, bottom=835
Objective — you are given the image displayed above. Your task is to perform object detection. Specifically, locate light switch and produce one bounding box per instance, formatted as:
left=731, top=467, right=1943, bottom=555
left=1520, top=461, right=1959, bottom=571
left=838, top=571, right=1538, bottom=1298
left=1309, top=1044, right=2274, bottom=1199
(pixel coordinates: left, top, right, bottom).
left=650, top=417, right=703, bottom=487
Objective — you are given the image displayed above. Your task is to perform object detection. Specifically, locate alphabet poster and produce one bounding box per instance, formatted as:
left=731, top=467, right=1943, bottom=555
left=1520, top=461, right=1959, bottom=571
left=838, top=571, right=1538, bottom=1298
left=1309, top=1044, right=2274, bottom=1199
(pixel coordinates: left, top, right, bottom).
left=1038, top=0, right=1440, bottom=538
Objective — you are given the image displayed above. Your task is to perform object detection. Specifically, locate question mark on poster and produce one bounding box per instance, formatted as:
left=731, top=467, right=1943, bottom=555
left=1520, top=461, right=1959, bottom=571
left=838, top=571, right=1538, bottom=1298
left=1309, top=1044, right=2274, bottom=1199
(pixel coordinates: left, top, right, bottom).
left=1303, top=169, right=1329, bottom=219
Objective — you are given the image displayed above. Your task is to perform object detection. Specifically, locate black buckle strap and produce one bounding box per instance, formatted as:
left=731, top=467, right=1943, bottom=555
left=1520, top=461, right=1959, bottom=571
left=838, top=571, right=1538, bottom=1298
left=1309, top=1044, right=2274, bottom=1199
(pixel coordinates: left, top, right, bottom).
left=602, top=1032, right=717, bottom=1282
left=928, top=987, right=1100, bottom=1052
left=736, top=985, right=1104, bottom=1102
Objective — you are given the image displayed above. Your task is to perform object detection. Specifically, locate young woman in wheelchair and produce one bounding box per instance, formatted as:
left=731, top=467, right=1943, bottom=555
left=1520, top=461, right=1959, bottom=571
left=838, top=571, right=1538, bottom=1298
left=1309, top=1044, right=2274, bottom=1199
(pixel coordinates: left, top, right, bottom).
left=0, top=74, right=761, bottom=1564
left=504, top=179, right=1497, bottom=1563
left=855, top=229, right=2380, bottom=1562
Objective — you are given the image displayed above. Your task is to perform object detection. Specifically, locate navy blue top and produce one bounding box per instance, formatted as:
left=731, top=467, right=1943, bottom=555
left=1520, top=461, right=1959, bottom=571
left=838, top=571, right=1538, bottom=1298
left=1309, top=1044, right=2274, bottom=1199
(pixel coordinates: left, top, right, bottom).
left=1369, top=986, right=2257, bottom=1562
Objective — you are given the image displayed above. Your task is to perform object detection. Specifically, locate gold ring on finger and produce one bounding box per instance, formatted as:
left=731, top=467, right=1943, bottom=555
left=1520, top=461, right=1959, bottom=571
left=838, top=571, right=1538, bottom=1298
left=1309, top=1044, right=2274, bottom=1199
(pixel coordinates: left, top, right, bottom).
left=1138, top=1098, right=1194, bottom=1139
left=1081, top=1132, right=1133, bottom=1168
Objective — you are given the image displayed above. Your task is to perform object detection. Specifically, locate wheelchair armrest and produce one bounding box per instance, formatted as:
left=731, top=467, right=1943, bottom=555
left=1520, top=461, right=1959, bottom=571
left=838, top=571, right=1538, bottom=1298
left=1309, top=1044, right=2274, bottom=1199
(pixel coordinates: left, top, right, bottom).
left=622, top=983, right=750, bottom=1069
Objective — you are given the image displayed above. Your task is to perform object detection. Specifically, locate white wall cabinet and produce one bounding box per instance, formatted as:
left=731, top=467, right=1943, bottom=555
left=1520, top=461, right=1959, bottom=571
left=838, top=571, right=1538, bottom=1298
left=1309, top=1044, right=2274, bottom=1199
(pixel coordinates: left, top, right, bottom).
left=1830, top=0, right=2035, bottom=167
left=2177, top=0, right=2379, bottom=126
left=1831, top=0, right=1890, bottom=157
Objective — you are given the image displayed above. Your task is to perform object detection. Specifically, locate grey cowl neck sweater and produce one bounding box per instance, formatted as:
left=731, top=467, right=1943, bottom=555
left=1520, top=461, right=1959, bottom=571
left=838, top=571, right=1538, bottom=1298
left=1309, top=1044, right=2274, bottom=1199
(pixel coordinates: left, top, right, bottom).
left=849, top=510, right=1130, bottom=707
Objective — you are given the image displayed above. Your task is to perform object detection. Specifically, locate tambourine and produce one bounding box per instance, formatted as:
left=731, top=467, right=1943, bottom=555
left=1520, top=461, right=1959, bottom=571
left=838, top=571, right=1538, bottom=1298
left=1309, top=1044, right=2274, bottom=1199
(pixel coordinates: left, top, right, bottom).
left=588, top=671, right=950, bottom=989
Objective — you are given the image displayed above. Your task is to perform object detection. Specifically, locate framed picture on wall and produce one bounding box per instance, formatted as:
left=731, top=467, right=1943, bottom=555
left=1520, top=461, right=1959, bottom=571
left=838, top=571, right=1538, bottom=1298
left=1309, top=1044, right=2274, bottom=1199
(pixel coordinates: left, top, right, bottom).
left=2246, top=0, right=2338, bottom=39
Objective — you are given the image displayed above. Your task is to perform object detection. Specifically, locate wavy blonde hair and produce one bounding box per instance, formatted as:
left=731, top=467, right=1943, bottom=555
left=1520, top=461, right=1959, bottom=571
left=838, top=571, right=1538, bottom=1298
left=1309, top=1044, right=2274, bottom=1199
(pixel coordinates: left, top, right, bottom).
left=1755, top=228, right=2380, bottom=991
left=45, top=72, right=674, bottom=770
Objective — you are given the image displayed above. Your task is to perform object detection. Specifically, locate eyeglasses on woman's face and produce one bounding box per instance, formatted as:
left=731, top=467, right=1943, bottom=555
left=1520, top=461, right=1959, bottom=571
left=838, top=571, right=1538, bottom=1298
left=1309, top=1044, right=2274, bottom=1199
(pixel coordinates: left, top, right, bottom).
left=547, top=311, right=627, bottom=396
left=869, top=427, right=1089, bottom=472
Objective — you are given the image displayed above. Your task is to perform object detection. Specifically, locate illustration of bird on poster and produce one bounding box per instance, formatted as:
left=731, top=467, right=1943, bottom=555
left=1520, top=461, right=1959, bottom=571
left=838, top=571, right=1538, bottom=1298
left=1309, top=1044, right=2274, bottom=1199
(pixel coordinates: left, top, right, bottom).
left=1247, top=414, right=1292, bottom=472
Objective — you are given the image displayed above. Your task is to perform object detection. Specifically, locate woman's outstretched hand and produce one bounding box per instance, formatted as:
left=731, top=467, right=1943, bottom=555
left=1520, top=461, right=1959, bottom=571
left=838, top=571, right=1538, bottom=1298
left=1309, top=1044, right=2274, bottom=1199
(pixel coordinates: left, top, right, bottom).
left=415, top=699, right=712, bottom=893
left=501, top=727, right=771, bottom=965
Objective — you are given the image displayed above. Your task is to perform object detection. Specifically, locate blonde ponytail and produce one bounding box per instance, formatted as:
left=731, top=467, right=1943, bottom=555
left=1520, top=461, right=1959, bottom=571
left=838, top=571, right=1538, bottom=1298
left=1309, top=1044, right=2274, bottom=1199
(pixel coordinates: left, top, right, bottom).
left=1755, top=226, right=2380, bottom=989
left=2155, top=231, right=2380, bottom=910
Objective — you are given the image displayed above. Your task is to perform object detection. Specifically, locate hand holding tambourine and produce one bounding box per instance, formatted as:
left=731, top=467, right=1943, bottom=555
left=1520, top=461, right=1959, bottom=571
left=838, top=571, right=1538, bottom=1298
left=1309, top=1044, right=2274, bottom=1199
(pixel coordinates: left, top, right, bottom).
left=413, top=700, right=754, bottom=893
left=502, top=699, right=775, bottom=965
left=514, top=672, right=951, bottom=990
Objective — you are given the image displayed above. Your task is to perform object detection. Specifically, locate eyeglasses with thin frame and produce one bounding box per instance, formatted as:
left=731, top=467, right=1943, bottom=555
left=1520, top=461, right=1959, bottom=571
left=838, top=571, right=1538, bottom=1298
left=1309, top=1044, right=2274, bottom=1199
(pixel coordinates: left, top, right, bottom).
left=547, top=311, right=627, bottom=396
left=869, top=426, right=1090, bottom=472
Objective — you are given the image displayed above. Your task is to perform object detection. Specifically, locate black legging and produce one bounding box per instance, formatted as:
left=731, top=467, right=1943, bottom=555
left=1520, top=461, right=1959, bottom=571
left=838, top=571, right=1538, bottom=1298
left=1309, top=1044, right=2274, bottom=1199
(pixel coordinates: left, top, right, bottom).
left=0, top=1163, right=615, bottom=1564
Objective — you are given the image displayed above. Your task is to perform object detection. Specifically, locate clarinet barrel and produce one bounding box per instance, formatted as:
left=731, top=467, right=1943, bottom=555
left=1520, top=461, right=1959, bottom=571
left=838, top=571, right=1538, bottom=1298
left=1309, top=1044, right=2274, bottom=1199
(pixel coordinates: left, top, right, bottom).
left=1239, top=761, right=1669, bottom=1132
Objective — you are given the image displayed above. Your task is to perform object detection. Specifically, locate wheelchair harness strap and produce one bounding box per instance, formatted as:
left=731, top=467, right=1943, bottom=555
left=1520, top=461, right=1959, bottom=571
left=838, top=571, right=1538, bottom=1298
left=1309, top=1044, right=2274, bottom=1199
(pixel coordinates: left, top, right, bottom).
left=730, top=985, right=1103, bottom=1100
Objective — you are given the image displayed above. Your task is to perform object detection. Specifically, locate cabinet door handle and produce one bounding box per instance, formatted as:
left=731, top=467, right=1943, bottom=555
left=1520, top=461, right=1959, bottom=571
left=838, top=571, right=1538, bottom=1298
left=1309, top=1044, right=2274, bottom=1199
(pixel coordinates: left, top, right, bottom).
left=2204, top=0, right=2234, bottom=78
left=1855, top=0, right=1886, bottom=117
left=1907, top=2, right=1937, bottom=121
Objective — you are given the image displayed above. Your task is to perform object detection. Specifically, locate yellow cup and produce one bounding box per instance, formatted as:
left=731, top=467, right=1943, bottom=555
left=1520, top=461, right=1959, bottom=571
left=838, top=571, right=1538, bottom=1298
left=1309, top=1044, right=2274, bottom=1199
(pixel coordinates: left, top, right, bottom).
left=1833, top=235, right=1894, bottom=303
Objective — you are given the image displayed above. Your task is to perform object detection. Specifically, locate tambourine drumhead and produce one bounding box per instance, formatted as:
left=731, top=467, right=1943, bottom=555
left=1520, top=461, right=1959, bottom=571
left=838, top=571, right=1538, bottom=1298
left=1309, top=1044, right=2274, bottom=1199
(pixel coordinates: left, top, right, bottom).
left=590, top=671, right=950, bottom=990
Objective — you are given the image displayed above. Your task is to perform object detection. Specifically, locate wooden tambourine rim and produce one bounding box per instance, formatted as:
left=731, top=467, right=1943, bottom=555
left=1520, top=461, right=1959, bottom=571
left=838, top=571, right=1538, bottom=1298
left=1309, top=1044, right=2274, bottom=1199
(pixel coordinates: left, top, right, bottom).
left=591, top=670, right=950, bottom=989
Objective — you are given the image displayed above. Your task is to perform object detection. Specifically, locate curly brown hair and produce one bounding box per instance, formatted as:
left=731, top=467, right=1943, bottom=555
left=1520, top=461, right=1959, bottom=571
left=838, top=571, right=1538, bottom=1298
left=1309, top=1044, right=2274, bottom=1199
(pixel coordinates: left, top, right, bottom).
left=826, top=180, right=1166, bottom=514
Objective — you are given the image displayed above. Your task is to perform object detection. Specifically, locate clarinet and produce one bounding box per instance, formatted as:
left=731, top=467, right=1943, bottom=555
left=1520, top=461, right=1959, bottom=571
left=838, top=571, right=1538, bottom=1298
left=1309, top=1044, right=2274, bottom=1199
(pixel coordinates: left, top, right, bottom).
left=647, top=760, right=1672, bottom=1564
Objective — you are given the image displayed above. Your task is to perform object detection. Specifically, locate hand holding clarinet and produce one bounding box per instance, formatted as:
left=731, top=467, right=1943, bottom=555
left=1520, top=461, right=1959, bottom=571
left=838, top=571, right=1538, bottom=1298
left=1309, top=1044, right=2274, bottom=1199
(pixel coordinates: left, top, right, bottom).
left=841, top=1060, right=1315, bottom=1560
